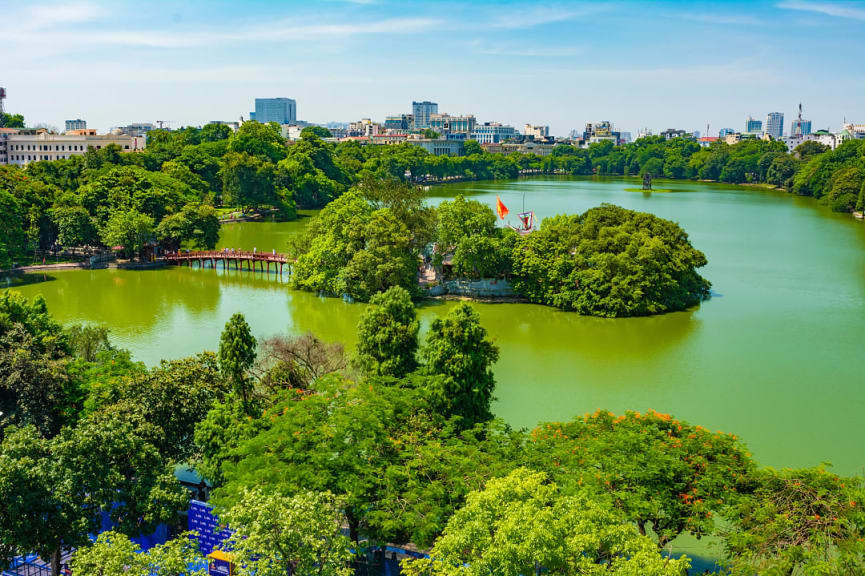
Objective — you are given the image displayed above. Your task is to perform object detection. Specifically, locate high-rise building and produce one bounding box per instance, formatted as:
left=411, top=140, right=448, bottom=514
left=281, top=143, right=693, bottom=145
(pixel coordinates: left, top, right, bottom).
left=718, top=128, right=735, bottom=138
left=65, top=119, right=86, bottom=132
left=765, top=112, right=784, bottom=139
left=790, top=103, right=812, bottom=137
left=253, top=98, right=297, bottom=124
left=412, top=101, right=438, bottom=129
left=745, top=116, right=762, bottom=134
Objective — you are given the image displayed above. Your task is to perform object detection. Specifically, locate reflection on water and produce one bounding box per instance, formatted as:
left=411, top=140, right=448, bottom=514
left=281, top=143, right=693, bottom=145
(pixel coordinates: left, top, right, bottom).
left=8, top=176, right=865, bottom=478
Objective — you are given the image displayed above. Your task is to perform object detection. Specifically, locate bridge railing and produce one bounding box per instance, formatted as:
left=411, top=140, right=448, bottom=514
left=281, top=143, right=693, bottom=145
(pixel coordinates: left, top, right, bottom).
left=163, top=250, right=289, bottom=262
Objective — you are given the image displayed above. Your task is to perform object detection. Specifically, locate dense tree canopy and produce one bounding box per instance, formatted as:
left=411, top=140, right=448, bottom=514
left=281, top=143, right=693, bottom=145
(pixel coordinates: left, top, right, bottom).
left=218, top=313, right=257, bottom=405
left=70, top=530, right=206, bottom=576
left=421, top=303, right=499, bottom=427
left=510, top=204, right=711, bottom=316
left=2, top=295, right=863, bottom=576
left=355, top=286, right=419, bottom=377
left=2, top=125, right=863, bottom=268
left=401, top=468, right=690, bottom=576
left=221, top=490, right=353, bottom=576
left=526, top=409, right=753, bottom=547
left=290, top=183, right=430, bottom=300
left=722, top=467, right=865, bottom=575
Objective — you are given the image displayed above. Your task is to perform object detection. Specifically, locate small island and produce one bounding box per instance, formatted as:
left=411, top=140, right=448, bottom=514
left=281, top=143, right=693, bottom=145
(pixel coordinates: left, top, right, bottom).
left=289, top=180, right=710, bottom=317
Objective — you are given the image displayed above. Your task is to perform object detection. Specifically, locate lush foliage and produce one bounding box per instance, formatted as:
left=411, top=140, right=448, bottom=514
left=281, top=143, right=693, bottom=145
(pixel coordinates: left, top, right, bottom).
left=290, top=180, right=432, bottom=300
left=70, top=530, right=206, bottom=576
left=0, top=293, right=222, bottom=576
left=3, top=293, right=863, bottom=575
left=354, top=285, right=419, bottom=377
left=526, top=409, right=752, bottom=546
left=218, top=313, right=257, bottom=404
left=221, top=489, right=353, bottom=576
left=722, top=467, right=865, bottom=575
left=292, top=187, right=709, bottom=317
left=3, top=126, right=863, bottom=268
left=401, top=468, right=690, bottom=576
left=434, top=195, right=515, bottom=279
left=510, top=204, right=710, bottom=316
left=421, top=303, right=499, bottom=427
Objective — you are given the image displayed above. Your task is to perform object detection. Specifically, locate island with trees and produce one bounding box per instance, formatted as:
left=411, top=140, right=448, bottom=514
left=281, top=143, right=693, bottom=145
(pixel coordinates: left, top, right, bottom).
left=289, top=182, right=710, bottom=317
left=0, top=291, right=862, bottom=575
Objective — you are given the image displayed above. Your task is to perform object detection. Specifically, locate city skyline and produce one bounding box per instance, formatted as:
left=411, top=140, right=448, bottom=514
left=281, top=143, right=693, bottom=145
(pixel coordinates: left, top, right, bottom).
left=4, top=0, right=865, bottom=134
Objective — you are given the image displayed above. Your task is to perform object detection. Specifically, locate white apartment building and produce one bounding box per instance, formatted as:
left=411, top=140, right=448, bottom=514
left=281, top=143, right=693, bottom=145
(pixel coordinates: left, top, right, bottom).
left=3, top=130, right=145, bottom=166
left=524, top=124, right=550, bottom=139
left=0, top=128, right=19, bottom=165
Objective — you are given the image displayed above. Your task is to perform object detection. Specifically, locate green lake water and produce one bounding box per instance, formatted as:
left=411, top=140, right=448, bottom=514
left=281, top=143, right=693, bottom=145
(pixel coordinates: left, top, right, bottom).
left=8, top=177, right=865, bottom=482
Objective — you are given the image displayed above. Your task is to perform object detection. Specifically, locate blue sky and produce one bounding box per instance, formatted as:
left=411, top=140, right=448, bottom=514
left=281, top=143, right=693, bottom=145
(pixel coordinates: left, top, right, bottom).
left=4, top=0, right=865, bottom=136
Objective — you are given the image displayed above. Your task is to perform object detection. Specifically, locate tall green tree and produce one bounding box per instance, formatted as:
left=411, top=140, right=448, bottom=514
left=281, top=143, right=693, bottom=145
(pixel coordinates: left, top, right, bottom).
left=435, top=195, right=497, bottom=253
left=85, top=353, right=227, bottom=461
left=0, top=426, right=80, bottom=576
left=401, top=468, right=690, bottom=576
left=372, top=420, right=525, bottom=548
left=0, top=293, right=79, bottom=437
left=54, top=411, right=188, bottom=539
left=526, top=409, right=753, bottom=547
left=218, top=313, right=257, bottom=404
left=214, top=378, right=422, bottom=542
left=155, top=203, right=220, bottom=250
left=0, top=112, right=25, bottom=128
left=220, top=490, right=353, bottom=576
left=0, top=292, right=69, bottom=355
left=354, top=286, right=419, bottom=377
left=0, top=190, right=24, bottom=269
left=421, top=303, right=499, bottom=427
left=51, top=205, right=96, bottom=250
left=0, top=415, right=187, bottom=576
left=219, top=152, right=276, bottom=212
left=227, top=121, right=287, bottom=163
left=100, top=208, right=154, bottom=259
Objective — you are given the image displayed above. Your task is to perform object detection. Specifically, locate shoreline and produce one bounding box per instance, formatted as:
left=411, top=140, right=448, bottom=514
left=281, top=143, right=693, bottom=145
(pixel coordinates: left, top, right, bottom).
left=2, top=260, right=167, bottom=275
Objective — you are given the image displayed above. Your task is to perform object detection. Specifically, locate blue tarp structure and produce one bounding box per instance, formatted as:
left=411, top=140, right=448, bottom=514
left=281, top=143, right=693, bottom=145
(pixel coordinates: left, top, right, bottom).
left=98, top=509, right=168, bottom=552
left=188, top=500, right=233, bottom=555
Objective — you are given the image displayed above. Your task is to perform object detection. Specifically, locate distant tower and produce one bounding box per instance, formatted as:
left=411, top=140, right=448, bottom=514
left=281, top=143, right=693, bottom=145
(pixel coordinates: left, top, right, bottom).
left=790, top=102, right=812, bottom=137
left=0, top=87, right=6, bottom=114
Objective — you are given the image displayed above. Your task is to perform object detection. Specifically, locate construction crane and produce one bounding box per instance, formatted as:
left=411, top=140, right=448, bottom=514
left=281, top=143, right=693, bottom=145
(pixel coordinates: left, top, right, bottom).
left=156, top=120, right=176, bottom=130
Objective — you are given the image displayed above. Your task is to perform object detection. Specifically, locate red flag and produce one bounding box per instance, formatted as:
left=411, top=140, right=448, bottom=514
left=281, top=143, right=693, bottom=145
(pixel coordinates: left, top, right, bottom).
left=496, top=196, right=509, bottom=220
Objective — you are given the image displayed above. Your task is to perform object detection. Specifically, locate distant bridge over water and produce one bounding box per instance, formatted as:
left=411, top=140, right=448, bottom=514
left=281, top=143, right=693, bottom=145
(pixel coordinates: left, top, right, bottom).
left=162, top=250, right=293, bottom=275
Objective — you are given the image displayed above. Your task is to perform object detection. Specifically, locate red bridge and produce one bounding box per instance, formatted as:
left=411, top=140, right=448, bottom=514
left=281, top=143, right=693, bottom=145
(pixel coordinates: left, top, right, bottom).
left=162, top=250, right=293, bottom=274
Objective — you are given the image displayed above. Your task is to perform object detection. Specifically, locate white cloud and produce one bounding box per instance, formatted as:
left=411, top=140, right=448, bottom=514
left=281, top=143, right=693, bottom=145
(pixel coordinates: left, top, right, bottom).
left=678, top=12, right=764, bottom=26
left=484, top=4, right=605, bottom=29
left=4, top=12, right=444, bottom=55
left=777, top=1, right=865, bottom=20
left=474, top=45, right=583, bottom=57
left=24, top=1, right=105, bottom=26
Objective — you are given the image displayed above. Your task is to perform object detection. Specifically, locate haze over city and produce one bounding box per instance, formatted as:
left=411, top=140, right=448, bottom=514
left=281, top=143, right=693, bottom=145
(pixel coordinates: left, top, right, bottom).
left=5, top=0, right=865, bottom=134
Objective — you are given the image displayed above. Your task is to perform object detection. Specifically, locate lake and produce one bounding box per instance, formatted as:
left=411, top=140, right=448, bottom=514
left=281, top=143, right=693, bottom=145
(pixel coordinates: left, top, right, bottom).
left=9, top=177, right=865, bottom=480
